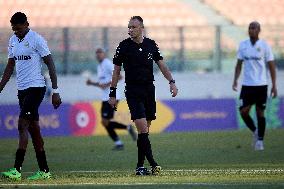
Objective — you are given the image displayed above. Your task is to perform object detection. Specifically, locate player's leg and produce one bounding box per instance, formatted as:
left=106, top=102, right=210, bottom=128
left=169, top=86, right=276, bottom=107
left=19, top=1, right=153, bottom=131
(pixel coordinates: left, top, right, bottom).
left=22, top=87, right=51, bottom=180
left=27, top=120, right=51, bottom=179
left=255, top=107, right=265, bottom=150
left=14, top=118, right=30, bottom=171
left=239, top=86, right=256, bottom=133
left=254, top=85, right=268, bottom=150
left=1, top=89, right=30, bottom=180
left=108, top=101, right=137, bottom=140
left=101, top=101, right=124, bottom=150
left=240, top=105, right=255, bottom=132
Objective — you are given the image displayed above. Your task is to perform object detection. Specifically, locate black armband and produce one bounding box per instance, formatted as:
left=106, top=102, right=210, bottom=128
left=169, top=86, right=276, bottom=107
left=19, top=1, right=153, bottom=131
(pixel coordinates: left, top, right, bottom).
left=169, top=79, right=175, bottom=84
left=109, top=87, right=117, bottom=98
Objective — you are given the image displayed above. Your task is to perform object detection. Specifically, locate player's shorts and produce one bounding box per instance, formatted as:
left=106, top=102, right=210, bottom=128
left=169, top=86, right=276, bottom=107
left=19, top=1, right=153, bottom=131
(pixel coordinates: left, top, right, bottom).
left=125, top=83, right=156, bottom=121
left=239, top=85, right=268, bottom=110
left=101, top=101, right=116, bottom=119
left=18, top=87, right=46, bottom=121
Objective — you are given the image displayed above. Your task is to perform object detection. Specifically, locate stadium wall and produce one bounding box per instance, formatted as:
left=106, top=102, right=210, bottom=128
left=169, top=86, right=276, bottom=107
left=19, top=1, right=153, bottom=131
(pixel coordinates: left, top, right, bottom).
left=0, top=98, right=283, bottom=138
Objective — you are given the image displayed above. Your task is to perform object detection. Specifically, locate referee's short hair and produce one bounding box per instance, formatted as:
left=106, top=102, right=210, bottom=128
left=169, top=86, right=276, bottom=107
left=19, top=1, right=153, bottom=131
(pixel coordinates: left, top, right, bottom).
left=130, top=16, right=144, bottom=27
left=10, top=12, right=28, bottom=25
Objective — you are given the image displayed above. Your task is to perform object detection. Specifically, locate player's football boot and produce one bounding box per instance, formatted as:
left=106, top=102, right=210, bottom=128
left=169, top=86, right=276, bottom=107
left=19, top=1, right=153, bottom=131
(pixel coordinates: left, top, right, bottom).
left=136, top=167, right=150, bottom=176
left=112, top=144, right=124, bottom=151
left=1, top=168, right=21, bottom=181
left=151, top=165, right=162, bottom=175
left=27, top=170, right=51, bottom=180
left=255, top=140, right=264, bottom=151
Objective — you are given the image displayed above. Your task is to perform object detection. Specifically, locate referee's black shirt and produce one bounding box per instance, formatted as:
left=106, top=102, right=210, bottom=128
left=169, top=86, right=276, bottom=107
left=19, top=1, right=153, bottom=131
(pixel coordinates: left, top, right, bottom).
left=113, top=37, right=163, bottom=85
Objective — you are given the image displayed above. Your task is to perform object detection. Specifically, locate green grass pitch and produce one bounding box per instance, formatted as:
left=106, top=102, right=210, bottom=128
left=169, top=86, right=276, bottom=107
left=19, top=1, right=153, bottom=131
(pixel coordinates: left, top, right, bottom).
left=0, top=129, right=284, bottom=188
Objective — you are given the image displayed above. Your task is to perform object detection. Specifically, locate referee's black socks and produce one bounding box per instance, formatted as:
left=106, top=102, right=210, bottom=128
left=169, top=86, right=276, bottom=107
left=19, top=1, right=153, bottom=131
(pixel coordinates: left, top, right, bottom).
left=137, top=133, right=157, bottom=168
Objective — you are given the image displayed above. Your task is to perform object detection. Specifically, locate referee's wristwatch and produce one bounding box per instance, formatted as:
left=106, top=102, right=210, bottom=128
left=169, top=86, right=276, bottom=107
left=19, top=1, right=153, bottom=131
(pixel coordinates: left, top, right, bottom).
left=169, top=79, right=175, bottom=84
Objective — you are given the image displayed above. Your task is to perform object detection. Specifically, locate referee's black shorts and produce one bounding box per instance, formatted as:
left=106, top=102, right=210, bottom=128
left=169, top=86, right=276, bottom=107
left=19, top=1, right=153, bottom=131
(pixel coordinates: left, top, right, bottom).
left=18, top=87, right=46, bottom=121
left=125, top=83, right=156, bottom=121
left=239, top=85, right=268, bottom=110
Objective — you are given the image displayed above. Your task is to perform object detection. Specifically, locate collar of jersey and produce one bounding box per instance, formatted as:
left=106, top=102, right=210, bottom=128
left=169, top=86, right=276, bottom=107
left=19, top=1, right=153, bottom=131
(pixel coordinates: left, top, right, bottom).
left=17, top=29, right=32, bottom=43
left=130, top=37, right=144, bottom=44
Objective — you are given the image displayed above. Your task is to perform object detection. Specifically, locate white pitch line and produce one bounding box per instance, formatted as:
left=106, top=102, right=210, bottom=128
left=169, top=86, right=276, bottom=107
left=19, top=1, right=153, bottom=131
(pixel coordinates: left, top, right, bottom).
left=22, top=169, right=284, bottom=174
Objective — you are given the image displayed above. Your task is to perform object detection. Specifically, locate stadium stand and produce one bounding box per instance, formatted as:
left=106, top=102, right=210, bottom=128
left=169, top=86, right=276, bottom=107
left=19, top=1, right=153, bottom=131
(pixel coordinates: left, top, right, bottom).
left=203, top=0, right=284, bottom=25
left=203, top=0, right=284, bottom=55
left=0, top=0, right=207, bottom=27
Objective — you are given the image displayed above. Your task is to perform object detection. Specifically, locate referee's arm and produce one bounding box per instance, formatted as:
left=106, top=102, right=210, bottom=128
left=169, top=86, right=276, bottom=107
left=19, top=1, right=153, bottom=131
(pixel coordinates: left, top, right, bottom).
left=110, top=65, right=121, bottom=88
left=156, top=60, right=178, bottom=97
left=108, top=65, right=121, bottom=108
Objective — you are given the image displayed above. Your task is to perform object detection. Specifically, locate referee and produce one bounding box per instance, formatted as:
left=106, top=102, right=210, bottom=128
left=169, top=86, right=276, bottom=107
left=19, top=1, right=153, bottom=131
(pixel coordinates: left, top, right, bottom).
left=109, top=16, right=178, bottom=175
left=232, top=21, right=277, bottom=151
left=0, top=12, right=62, bottom=180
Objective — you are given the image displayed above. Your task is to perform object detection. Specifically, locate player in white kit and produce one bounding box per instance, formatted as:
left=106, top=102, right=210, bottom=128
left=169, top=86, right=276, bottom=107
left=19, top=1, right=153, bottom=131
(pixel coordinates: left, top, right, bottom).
left=0, top=12, right=62, bottom=180
left=86, top=48, right=137, bottom=150
left=232, top=21, right=277, bottom=151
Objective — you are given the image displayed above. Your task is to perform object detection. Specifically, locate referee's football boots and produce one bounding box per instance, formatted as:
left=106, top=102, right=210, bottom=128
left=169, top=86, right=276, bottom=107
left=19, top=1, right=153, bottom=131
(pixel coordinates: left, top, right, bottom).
left=151, top=165, right=162, bottom=175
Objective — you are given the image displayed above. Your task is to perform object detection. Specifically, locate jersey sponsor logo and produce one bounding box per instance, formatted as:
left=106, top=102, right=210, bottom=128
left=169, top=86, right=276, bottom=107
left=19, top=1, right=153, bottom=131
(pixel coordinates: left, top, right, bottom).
left=243, top=56, right=261, bottom=61
left=14, top=55, right=32, bottom=61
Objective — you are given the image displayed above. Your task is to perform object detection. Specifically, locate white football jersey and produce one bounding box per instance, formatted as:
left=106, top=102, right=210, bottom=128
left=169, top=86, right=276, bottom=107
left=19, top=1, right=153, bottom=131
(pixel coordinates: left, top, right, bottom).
left=97, top=58, right=122, bottom=101
left=237, top=39, right=274, bottom=86
left=8, top=29, right=50, bottom=90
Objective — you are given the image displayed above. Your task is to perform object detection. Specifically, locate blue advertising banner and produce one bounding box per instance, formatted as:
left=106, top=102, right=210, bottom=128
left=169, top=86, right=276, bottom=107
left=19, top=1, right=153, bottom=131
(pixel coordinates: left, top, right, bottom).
left=163, top=99, right=238, bottom=132
left=0, top=98, right=283, bottom=138
left=0, top=103, right=71, bottom=138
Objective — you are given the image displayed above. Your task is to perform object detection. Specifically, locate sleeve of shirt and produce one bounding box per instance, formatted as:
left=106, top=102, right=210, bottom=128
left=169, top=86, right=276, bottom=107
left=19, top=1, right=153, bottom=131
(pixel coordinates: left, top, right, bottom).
left=153, top=41, right=163, bottom=62
left=237, top=43, right=243, bottom=60
left=113, top=43, right=124, bottom=66
left=107, top=60, right=114, bottom=76
left=7, top=38, right=13, bottom=59
left=36, top=35, right=51, bottom=57
left=265, top=43, right=274, bottom=62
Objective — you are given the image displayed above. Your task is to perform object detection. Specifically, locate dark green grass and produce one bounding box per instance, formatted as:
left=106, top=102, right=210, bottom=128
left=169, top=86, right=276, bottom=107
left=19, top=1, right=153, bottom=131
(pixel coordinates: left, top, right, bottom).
left=0, top=129, right=284, bottom=188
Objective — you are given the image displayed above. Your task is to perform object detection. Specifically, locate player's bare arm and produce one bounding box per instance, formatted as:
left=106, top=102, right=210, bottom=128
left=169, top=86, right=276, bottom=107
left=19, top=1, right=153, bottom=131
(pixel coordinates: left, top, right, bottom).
left=86, top=79, right=110, bottom=89
left=108, top=65, right=121, bottom=108
left=43, top=54, right=62, bottom=109
left=0, top=58, right=15, bottom=93
left=156, top=60, right=178, bottom=97
left=268, top=61, right=277, bottom=98
left=232, top=59, right=243, bottom=91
